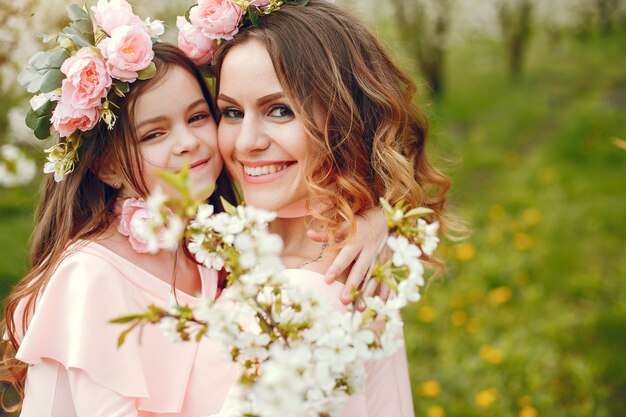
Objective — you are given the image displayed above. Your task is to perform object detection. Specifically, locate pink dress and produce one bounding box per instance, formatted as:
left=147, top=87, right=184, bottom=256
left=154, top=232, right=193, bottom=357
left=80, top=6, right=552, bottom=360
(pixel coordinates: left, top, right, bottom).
left=14, top=242, right=413, bottom=416
left=14, top=241, right=238, bottom=417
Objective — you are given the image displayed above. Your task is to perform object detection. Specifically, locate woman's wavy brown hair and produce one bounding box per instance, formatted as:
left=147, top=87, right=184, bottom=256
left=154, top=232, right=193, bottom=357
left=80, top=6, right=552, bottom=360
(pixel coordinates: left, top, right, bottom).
left=0, top=43, right=233, bottom=409
left=213, top=0, right=452, bottom=243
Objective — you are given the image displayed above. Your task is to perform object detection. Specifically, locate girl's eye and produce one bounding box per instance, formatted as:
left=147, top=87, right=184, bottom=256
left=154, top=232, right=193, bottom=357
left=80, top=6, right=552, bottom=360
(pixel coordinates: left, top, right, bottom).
left=268, top=104, right=294, bottom=119
left=221, top=108, right=243, bottom=119
left=141, top=131, right=164, bottom=142
left=189, top=112, right=210, bottom=124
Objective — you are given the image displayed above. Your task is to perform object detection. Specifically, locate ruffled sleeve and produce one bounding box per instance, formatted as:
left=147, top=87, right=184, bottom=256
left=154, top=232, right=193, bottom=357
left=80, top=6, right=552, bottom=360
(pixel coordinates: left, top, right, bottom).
left=15, top=244, right=203, bottom=413
left=16, top=249, right=149, bottom=398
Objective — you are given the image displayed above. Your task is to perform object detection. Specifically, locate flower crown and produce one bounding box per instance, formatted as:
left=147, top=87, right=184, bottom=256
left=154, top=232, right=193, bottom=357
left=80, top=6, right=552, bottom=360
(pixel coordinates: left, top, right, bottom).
left=176, top=0, right=310, bottom=66
left=19, top=0, right=164, bottom=182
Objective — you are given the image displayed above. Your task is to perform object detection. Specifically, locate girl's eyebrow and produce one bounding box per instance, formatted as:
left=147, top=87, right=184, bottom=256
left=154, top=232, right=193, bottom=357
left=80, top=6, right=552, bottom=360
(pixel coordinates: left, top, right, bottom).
left=135, top=99, right=208, bottom=129
left=217, top=92, right=284, bottom=106
left=136, top=116, right=166, bottom=130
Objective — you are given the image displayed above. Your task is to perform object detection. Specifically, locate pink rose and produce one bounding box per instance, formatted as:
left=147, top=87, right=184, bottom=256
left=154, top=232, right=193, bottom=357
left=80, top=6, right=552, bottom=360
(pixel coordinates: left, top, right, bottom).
left=177, top=16, right=217, bottom=65
left=98, top=25, right=154, bottom=82
left=117, top=197, right=175, bottom=254
left=91, top=0, right=145, bottom=35
left=50, top=100, right=100, bottom=138
left=118, top=198, right=155, bottom=253
left=189, top=0, right=244, bottom=41
left=60, top=47, right=111, bottom=110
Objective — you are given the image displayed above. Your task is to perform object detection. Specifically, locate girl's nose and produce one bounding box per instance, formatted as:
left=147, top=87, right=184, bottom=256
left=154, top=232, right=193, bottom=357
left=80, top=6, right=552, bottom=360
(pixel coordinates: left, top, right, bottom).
left=173, top=126, right=201, bottom=155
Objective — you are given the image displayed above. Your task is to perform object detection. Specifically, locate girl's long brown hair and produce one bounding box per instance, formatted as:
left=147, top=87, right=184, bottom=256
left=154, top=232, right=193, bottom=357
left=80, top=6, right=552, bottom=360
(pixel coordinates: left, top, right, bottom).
left=0, top=43, right=232, bottom=408
left=213, top=0, right=453, bottom=243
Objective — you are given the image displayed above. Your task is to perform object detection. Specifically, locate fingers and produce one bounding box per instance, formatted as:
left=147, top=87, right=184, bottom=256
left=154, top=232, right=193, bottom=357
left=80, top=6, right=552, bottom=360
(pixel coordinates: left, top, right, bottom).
left=306, top=228, right=329, bottom=243
left=324, top=244, right=360, bottom=284
left=340, top=255, right=373, bottom=304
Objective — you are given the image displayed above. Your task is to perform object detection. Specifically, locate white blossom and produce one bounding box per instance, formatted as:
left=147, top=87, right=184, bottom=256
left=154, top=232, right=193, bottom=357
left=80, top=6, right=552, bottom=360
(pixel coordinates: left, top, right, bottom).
left=0, top=145, right=36, bottom=187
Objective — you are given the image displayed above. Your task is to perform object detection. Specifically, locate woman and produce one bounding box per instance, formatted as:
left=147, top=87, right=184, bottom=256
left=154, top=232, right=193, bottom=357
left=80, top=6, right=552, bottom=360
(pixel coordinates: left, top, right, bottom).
left=211, top=0, right=452, bottom=414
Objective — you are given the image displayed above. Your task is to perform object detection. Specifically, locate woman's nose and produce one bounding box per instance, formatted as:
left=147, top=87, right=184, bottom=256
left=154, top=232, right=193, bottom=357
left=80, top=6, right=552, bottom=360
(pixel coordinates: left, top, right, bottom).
left=235, top=115, right=270, bottom=154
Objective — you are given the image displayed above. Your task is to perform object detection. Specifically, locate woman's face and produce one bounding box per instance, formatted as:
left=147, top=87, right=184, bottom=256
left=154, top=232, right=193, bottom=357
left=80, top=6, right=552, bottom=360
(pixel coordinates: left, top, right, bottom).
left=130, top=65, right=222, bottom=199
left=217, top=40, right=311, bottom=212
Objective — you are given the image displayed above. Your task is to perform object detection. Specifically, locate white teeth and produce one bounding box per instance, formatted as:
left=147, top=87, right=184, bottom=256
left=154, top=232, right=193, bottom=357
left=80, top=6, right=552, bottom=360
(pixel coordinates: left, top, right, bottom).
left=243, top=163, right=288, bottom=177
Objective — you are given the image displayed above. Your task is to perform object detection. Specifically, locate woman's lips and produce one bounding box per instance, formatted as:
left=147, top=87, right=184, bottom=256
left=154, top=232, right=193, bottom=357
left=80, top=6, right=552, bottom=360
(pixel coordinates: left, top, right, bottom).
left=239, top=160, right=295, bottom=184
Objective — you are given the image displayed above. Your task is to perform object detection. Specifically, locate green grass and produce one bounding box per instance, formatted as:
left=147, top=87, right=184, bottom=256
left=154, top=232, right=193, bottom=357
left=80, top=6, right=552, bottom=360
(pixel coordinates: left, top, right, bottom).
left=1, top=28, right=625, bottom=417
left=403, top=30, right=626, bottom=417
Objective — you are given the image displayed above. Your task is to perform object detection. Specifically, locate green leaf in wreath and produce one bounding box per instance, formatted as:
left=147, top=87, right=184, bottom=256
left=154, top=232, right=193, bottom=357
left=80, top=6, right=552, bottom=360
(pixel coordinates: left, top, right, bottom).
left=137, top=62, right=157, bottom=81
left=25, top=100, right=54, bottom=140
left=288, top=0, right=309, bottom=6
left=248, top=10, right=262, bottom=26
left=18, top=48, right=69, bottom=93
left=39, top=32, right=60, bottom=43
left=66, top=3, right=89, bottom=22
left=63, top=25, right=95, bottom=48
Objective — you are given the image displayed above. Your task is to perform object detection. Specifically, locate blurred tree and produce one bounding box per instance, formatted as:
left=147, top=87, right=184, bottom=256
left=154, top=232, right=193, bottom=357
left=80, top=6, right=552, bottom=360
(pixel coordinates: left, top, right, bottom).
left=390, top=0, right=451, bottom=99
left=496, top=0, right=533, bottom=78
left=595, top=0, right=621, bottom=33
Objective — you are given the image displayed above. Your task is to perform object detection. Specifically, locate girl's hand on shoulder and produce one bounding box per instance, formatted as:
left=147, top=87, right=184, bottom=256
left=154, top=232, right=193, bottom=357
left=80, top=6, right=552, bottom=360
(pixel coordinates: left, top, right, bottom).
left=307, top=207, right=391, bottom=306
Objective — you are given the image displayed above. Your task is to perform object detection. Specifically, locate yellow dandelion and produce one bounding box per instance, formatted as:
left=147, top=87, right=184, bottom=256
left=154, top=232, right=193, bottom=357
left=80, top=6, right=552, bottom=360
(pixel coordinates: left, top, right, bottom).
left=513, top=233, right=533, bottom=251
left=488, top=204, right=506, bottom=222
left=427, top=405, right=446, bottom=417
left=418, top=305, right=437, bottom=323
left=450, top=310, right=467, bottom=327
left=487, top=286, right=512, bottom=305
left=420, top=380, right=441, bottom=398
left=519, top=406, right=538, bottom=417
left=466, top=318, right=482, bottom=333
left=456, top=242, right=476, bottom=261
left=479, top=344, right=505, bottom=364
left=475, top=388, right=499, bottom=408
left=522, top=208, right=541, bottom=225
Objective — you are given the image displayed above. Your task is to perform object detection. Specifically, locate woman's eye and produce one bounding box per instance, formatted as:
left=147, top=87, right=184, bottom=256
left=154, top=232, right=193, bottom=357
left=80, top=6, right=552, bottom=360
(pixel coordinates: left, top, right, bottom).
left=189, top=112, right=210, bottom=124
left=221, top=108, right=243, bottom=119
left=141, top=131, right=164, bottom=142
left=268, top=105, right=294, bottom=119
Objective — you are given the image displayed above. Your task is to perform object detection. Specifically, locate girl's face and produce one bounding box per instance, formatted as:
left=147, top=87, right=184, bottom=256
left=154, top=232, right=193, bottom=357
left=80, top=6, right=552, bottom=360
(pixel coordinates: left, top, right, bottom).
left=217, top=40, right=310, bottom=212
left=128, top=65, right=222, bottom=199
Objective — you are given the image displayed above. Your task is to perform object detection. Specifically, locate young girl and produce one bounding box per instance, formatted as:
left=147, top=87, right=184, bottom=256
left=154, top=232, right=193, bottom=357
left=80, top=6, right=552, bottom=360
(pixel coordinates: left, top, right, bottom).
left=1, top=41, right=243, bottom=416
left=212, top=0, right=452, bottom=414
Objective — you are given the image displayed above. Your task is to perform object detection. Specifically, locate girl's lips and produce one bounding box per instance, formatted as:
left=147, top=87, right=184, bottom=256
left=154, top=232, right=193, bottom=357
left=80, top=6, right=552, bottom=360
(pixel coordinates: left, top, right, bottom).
left=239, top=160, right=296, bottom=184
left=189, top=158, right=209, bottom=171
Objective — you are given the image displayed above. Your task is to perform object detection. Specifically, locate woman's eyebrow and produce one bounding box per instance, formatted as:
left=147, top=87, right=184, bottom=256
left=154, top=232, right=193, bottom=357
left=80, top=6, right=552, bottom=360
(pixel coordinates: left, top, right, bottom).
left=217, top=92, right=284, bottom=106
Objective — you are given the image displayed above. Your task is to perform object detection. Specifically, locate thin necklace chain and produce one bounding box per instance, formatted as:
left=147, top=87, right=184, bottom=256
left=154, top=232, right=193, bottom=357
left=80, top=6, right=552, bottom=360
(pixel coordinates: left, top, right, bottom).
left=299, top=242, right=328, bottom=268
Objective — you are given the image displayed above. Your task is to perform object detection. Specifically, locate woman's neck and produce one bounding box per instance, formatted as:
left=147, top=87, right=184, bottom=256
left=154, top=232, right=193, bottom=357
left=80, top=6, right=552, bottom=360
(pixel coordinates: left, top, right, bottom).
left=270, top=217, right=335, bottom=273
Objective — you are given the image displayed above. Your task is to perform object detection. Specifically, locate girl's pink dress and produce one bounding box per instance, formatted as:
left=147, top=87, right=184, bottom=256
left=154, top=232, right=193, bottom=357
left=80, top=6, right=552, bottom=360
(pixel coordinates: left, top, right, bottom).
left=14, top=241, right=238, bottom=417
left=15, top=242, right=413, bottom=416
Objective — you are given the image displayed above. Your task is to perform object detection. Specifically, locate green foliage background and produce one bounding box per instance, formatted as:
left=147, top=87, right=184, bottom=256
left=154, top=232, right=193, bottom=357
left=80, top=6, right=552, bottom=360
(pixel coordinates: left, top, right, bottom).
left=1, top=9, right=625, bottom=417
